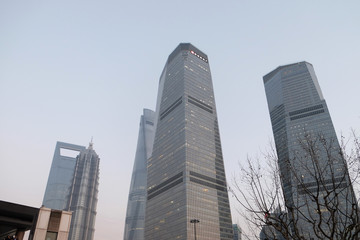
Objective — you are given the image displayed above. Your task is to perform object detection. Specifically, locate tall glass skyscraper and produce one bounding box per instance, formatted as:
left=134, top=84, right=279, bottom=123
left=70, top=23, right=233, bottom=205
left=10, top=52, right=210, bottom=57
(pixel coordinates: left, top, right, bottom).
left=68, top=142, right=100, bottom=240
left=124, top=109, right=155, bottom=240
left=43, top=142, right=86, bottom=211
left=263, top=62, right=355, bottom=238
left=43, top=141, right=100, bottom=240
left=145, top=43, right=233, bottom=240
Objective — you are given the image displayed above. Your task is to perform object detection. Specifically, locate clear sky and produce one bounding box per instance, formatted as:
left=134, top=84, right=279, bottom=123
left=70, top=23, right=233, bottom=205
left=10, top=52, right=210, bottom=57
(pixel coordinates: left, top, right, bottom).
left=1, top=1, right=359, bottom=239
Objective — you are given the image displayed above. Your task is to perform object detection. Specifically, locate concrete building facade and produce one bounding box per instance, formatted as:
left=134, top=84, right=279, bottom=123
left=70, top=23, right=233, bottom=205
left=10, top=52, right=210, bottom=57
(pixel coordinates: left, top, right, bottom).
left=33, top=207, right=72, bottom=240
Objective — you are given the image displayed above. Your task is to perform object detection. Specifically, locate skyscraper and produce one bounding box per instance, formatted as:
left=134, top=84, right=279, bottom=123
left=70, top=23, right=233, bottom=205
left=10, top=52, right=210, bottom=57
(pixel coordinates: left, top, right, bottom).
left=68, top=141, right=100, bottom=240
left=145, top=43, right=233, bottom=240
left=263, top=62, right=355, bottom=238
left=43, top=141, right=100, bottom=240
left=43, top=142, right=86, bottom=211
left=124, top=109, right=155, bottom=240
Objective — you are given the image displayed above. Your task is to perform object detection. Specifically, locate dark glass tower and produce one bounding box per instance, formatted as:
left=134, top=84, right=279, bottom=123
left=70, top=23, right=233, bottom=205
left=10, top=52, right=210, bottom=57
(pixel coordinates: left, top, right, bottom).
left=263, top=62, right=355, bottom=238
left=124, top=109, right=155, bottom=240
left=43, top=141, right=100, bottom=240
left=145, top=43, right=233, bottom=240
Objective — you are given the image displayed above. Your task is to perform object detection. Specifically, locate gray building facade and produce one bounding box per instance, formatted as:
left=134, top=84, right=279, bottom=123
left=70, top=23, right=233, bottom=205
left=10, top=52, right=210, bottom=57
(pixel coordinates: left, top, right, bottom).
left=124, top=109, right=156, bottom=240
left=145, top=43, right=233, bottom=240
left=263, top=62, right=355, bottom=238
left=43, top=141, right=100, bottom=240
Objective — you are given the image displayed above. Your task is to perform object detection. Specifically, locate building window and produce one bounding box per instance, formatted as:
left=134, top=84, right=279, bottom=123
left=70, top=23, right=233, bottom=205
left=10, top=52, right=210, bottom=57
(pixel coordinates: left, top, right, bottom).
left=46, top=232, right=58, bottom=240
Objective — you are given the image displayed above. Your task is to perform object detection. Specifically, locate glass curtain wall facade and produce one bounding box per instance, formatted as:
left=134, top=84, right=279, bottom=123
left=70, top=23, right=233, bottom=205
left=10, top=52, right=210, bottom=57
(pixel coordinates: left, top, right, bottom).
left=43, top=141, right=100, bottom=240
left=124, top=109, right=155, bottom=240
left=263, top=62, right=355, bottom=238
left=68, top=142, right=100, bottom=240
left=43, top=142, right=86, bottom=210
left=145, top=43, right=233, bottom=240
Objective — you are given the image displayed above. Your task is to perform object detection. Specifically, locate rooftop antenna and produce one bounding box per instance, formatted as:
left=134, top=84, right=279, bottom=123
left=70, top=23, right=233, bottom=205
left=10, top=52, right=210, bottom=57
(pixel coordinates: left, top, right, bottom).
left=89, top=136, right=94, bottom=149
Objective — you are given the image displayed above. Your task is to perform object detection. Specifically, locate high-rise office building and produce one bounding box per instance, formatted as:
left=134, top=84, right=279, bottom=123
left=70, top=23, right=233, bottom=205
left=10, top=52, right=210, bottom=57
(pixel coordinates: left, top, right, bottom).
left=145, top=43, right=233, bottom=240
left=43, top=141, right=100, bottom=240
left=68, top=142, right=100, bottom=240
left=124, top=109, right=156, bottom=240
left=43, top=142, right=86, bottom=211
left=263, top=62, right=355, bottom=238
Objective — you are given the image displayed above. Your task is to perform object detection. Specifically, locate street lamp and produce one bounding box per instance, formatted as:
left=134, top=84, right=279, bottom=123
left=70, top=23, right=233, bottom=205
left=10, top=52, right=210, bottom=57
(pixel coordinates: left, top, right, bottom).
left=190, top=219, right=200, bottom=240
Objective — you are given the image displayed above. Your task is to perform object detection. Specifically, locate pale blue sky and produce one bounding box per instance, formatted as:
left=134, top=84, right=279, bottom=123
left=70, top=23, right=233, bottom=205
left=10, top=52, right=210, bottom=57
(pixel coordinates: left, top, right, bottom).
left=1, top=1, right=359, bottom=239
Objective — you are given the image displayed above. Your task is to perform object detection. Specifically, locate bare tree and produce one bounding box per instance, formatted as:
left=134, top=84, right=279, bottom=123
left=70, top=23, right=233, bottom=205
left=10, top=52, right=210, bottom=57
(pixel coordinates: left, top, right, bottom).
left=230, top=131, right=360, bottom=240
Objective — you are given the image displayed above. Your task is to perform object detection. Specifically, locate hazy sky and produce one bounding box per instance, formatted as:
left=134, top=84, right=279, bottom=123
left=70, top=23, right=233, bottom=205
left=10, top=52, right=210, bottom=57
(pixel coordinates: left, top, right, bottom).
left=1, top=1, right=359, bottom=239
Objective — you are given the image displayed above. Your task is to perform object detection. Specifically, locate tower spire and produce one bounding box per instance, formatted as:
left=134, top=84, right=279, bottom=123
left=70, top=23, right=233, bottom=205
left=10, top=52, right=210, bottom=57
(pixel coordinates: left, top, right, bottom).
left=89, top=136, right=93, bottom=149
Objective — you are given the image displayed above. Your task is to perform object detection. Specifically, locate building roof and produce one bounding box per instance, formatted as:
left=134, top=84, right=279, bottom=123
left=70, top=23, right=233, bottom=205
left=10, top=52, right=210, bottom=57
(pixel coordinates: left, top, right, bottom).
left=0, top=200, right=39, bottom=237
left=167, top=43, right=208, bottom=64
left=263, top=61, right=312, bottom=83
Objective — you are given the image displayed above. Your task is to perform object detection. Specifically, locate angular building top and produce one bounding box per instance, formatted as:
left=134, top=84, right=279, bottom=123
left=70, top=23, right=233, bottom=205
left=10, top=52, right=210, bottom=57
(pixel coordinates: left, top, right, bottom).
left=263, top=61, right=324, bottom=113
left=263, top=61, right=312, bottom=83
left=167, top=43, right=208, bottom=64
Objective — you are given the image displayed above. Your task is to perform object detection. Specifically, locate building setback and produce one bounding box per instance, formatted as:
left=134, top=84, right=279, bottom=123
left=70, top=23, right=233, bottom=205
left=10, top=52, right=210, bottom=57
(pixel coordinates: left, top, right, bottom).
left=43, top=141, right=100, bottom=240
left=124, top=109, right=155, bottom=240
left=263, top=62, right=355, bottom=238
left=145, top=43, right=233, bottom=240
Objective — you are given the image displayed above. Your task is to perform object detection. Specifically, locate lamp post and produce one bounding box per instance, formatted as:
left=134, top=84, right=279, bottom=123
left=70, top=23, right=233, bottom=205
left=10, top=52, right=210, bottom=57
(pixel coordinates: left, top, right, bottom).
left=190, top=219, right=200, bottom=240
